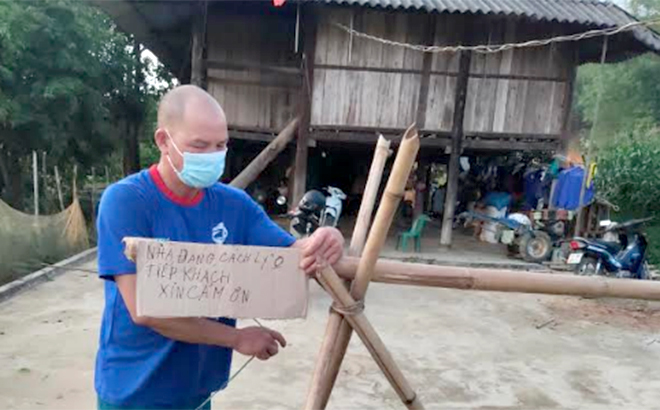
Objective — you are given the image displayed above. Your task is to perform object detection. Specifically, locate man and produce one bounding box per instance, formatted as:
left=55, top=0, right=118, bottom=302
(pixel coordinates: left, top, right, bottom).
left=95, top=85, right=344, bottom=410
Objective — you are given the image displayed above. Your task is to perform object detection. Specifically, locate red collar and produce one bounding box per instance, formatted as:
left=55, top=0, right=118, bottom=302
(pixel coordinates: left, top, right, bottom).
left=149, top=165, right=204, bottom=207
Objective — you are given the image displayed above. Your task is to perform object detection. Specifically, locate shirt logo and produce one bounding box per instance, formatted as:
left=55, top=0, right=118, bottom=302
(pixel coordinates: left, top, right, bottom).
left=212, top=222, right=229, bottom=244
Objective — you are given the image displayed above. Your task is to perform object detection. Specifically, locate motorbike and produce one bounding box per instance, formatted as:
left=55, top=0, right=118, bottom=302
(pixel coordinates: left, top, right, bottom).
left=458, top=211, right=567, bottom=263
left=249, top=179, right=289, bottom=215
left=566, top=217, right=652, bottom=279
left=281, top=186, right=346, bottom=237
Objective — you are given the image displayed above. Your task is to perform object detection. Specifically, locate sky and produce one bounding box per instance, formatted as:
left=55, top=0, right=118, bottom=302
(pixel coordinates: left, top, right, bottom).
left=612, top=0, right=633, bottom=10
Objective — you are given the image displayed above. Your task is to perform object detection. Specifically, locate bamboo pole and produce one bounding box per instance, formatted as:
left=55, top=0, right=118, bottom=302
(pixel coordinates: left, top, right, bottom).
left=352, top=124, right=419, bottom=298
left=315, top=266, right=423, bottom=410
left=332, top=257, right=660, bottom=301
left=122, top=237, right=660, bottom=302
left=348, top=135, right=392, bottom=257
left=54, top=166, right=65, bottom=211
left=305, top=135, right=392, bottom=408
left=304, top=125, right=420, bottom=410
left=230, top=117, right=300, bottom=190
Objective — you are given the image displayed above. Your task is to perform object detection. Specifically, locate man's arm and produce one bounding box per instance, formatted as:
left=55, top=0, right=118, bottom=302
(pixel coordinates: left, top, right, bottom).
left=114, top=274, right=285, bottom=361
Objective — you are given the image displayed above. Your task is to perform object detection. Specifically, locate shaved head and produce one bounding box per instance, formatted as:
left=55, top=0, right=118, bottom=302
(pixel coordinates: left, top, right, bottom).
left=157, top=84, right=226, bottom=131
left=154, top=85, right=230, bottom=187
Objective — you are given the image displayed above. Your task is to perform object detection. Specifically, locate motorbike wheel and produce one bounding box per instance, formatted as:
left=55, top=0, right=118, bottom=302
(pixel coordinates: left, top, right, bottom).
left=519, top=231, right=553, bottom=263
left=577, top=257, right=600, bottom=276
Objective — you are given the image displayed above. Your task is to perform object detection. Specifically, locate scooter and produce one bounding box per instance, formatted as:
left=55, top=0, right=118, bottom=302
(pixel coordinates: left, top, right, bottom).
left=281, top=186, right=346, bottom=237
left=566, top=217, right=652, bottom=280
left=322, top=187, right=346, bottom=227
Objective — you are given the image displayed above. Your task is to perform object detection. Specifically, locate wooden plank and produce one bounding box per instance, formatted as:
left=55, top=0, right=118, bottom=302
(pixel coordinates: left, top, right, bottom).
left=293, top=65, right=568, bottom=81
left=205, top=12, right=301, bottom=130
left=336, top=8, right=353, bottom=126
left=323, top=8, right=348, bottom=125
left=440, top=77, right=457, bottom=131
left=415, top=16, right=435, bottom=129
left=378, top=11, right=407, bottom=128
left=207, top=74, right=301, bottom=89
left=560, top=45, right=579, bottom=146
left=398, top=12, right=425, bottom=129
left=480, top=21, right=505, bottom=133
left=433, top=15, right=461, bottom=132
left=362, top=9, right=386, bottom=127
left=522, top=45, right=553, bottom=134
left=311, top=12, right=330, bottom=126
left=493, top=19, right=516, bottom=132
left=206, top=60, right=300, bottom=76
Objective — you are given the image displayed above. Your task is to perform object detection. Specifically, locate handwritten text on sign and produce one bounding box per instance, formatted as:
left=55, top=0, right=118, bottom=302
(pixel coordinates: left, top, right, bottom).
left=135, top=239, right=308, bottom=319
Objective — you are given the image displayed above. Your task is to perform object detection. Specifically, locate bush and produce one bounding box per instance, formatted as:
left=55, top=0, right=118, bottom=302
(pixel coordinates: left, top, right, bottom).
left=596, top=128, right=660, bottom=263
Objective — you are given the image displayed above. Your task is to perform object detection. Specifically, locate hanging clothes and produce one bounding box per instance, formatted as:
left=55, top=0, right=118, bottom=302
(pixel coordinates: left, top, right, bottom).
left=431, top=187, right=446, bottom=216
left=523, top=167, right=544, bottom=210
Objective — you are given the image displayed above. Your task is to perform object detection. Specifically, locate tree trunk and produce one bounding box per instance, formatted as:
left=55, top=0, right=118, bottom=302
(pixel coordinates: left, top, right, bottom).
left=123, top=120, right=140, bottom=176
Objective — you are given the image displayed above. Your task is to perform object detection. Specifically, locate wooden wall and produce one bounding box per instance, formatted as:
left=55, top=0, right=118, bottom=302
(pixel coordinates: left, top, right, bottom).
left=206, top=12, right=300, bottom=131
left=311, top=7, right=575, bottom=137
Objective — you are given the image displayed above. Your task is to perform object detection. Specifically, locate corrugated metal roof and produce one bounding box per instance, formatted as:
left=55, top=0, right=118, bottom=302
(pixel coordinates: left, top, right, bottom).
left=311, top=0, right=660, bottom=53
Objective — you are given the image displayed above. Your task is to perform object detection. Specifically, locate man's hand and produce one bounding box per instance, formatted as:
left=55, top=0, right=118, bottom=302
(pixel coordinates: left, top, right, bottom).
left=234, top=326, right=287, bottom=361
left=296, top=227, right=345, bottom=275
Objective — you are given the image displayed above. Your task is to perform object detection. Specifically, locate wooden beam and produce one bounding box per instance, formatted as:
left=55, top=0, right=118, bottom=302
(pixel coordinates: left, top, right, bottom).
left=206, top=75, right=301, bottom=90
left=315, top=64, right=424, bottom=75
left=415, top=17, right=436, bottom=129
left=229, top=117, right=300, bottom=190
left=292, top=7, right=317, bottom=207
left=229, top=128, right=559, bottom=151
left=206, top=60, right=301, bottom=76
left=440, top=49, right=472, bottom=246
left=190, top=0, right=207, bottom=88
left=312, top=125, right=561, bottom=141
left=314, top=64, right=568, bottom=83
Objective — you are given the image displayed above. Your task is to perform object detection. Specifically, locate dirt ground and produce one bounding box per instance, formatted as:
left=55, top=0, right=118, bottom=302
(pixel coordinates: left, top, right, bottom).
left=1, top=260, right=660, bottom=410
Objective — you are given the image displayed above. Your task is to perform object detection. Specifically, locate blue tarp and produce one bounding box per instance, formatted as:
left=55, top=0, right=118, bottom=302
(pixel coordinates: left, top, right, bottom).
left=551, top=166, right=595, bottom=210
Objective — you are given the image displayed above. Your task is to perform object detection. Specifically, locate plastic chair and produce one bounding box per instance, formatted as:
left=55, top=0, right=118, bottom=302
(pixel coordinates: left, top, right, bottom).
left=396, top=214, right=431, bottom=252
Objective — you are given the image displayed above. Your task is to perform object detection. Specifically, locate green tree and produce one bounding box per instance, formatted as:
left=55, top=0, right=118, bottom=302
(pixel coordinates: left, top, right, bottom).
left=575, top=0, right=660, bottom=147
left=0, top=0, right=173, bottom=209
left=630, top=0, right=660, bottom=17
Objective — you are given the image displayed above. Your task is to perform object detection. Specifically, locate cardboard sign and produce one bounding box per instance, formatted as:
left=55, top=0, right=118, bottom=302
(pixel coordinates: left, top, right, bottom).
left=134, top=239, right=308, bottom=319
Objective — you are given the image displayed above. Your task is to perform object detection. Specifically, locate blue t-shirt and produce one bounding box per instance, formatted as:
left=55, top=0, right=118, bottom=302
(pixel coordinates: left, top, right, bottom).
left=95, top=166, right=295, bottom=408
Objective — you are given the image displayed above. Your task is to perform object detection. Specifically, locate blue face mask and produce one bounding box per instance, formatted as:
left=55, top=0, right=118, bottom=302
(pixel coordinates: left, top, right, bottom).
left=166, top=131, right=227, bottom=189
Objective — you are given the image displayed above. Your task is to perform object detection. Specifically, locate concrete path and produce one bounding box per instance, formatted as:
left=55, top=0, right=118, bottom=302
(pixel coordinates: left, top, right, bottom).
left=1, top=260, right=660, bottom=409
